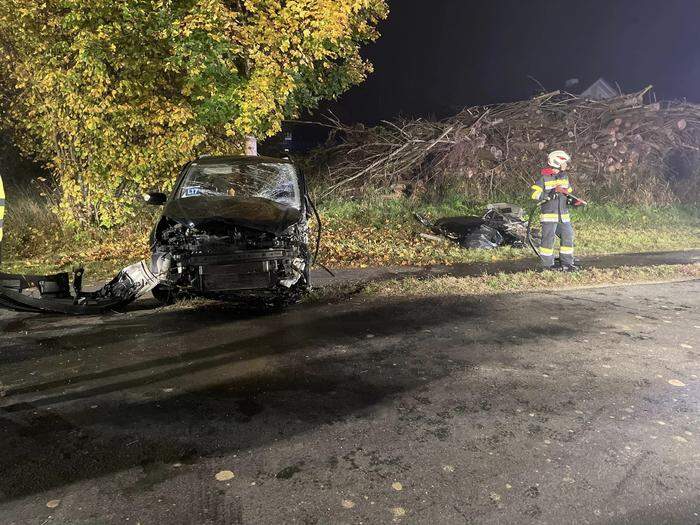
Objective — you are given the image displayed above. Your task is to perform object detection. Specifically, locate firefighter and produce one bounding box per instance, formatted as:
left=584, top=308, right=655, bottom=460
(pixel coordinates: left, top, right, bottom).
left=530, top=150, right=578, bottom=271
left=0, top=172, right=4, bottom=264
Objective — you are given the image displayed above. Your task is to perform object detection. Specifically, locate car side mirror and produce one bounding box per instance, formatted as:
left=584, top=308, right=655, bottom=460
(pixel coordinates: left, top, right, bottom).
left=143, top=192, right=167, bottom=205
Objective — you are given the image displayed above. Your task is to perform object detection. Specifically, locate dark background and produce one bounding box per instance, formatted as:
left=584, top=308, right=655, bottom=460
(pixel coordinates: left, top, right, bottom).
left=6, top=1, right=700, bottom=169
left=322, top=0, right=700, bottom=124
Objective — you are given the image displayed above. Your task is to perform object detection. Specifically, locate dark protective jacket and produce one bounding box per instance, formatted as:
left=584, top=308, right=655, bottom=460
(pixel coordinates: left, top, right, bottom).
left=530, top=168, right=573, bottom=223
left=0, top=174, right=4, bottom=252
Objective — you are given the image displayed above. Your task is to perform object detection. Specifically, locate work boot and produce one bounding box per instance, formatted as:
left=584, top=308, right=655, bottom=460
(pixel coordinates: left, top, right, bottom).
left=540, top=266, right=562, bottom=272
left=561, top=264, right=581, bottom=272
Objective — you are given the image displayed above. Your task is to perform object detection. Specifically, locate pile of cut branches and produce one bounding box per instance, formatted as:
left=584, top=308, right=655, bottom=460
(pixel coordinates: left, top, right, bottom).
left=309, top=87, right=700, bottom=204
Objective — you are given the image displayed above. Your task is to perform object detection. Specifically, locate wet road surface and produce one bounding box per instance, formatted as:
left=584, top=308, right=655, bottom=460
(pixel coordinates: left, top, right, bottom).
left=0, top=280, right=698, bottom=524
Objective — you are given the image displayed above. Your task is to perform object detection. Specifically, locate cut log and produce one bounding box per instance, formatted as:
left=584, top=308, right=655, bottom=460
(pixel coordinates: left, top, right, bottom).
left=310, top=84, right=699, bottom=205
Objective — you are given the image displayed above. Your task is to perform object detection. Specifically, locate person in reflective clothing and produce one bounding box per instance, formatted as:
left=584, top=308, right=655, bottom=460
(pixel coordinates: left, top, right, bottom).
left=0, top=173, right=4, bottom=264
left=530, top=150, right=578, bottom=271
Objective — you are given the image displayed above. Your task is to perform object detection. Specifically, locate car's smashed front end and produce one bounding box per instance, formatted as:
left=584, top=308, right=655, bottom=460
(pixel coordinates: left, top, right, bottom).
left=150, top=158, right=311, bottom=304
left=153, top=207, right=309, bottom=302
left=157, top=224, right=307, bottom=296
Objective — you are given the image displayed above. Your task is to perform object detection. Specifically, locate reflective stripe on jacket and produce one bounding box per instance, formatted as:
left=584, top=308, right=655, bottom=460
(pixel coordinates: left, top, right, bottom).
left=530, top=167, right=573, bottom=222
left=0, top=175, right=4, bottom=242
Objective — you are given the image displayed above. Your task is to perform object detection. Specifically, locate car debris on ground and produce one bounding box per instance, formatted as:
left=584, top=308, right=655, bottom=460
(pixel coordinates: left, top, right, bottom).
left=415, top=203, right=538, bottom=250
left=0, top=261, right=160, bottom=315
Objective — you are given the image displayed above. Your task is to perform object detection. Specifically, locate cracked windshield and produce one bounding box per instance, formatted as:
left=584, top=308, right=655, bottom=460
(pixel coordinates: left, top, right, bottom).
left=179, top=162, right=301, bottom=209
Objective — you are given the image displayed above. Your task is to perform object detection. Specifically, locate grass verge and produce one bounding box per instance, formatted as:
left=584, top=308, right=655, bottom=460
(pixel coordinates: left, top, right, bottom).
left=2, top=190, right=699, bottom=281
left=319, top=197, right=700, bottom=268
left=2, top=189, right=156, bottom=280
left=309, top=264, right=700, bottom=303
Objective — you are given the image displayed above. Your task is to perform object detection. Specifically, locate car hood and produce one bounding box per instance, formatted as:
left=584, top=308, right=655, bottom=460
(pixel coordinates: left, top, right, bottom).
left=163, top=196, right=302, bottom=234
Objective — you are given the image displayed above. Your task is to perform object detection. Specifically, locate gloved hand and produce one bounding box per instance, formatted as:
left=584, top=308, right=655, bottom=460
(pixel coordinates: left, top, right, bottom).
left=554, top=185, right=569, bottom=194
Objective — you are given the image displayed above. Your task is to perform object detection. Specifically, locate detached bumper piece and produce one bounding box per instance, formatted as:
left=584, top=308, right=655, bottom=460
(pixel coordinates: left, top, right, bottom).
left=0, top=261, right=160, bottom=315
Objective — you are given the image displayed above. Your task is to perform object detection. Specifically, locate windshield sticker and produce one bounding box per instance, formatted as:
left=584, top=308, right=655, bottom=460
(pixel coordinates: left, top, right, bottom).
left=183, top=187, right=203, bottom=197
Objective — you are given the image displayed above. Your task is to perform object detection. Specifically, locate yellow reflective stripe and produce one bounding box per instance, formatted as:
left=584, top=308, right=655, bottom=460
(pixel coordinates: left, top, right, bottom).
left=544, top=179, right=569, bottom=188
left=560, top=246, right=574, bottom=254
left=0, top=176, right=4, bottom=242
left=530, top=184, right=543, bottom=199
left=542, top=213, right=571, bottom=223
left=540, top=247, right=554, bottom=255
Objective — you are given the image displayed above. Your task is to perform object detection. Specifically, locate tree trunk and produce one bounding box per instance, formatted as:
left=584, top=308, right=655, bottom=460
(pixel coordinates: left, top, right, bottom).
left=244, top=135, right=258, bottom=156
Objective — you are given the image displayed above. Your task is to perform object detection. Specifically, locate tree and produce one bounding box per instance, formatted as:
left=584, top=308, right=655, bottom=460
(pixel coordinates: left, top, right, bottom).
left=0, top=0, right=388, bottom=225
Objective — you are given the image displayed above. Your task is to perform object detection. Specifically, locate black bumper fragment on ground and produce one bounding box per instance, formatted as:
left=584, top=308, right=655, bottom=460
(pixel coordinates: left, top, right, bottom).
left=0, top=261, right=160, bottom=315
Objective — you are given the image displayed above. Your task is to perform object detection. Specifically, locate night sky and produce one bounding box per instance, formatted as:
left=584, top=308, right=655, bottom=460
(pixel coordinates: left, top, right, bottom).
left=326, top=0, right=700, bottom=124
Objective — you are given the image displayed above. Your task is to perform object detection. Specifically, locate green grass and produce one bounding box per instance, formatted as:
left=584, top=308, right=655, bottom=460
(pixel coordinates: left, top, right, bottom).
left=308, top=264, right=700, bottom=303
left=363, top=264, right=700, bottom=298
left=2, top=189, right=157, bottom=280
left=572, top=205, right=700, bottom=254
left=318, top=196, right=700, bottom=268
left=2, top=191, right=699, bottom=283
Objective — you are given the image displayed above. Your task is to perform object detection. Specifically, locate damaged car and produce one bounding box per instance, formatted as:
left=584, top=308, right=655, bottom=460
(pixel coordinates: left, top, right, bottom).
left=0, top=155, right=315, bottom=314
left=145, top=155, right=313, bottom=306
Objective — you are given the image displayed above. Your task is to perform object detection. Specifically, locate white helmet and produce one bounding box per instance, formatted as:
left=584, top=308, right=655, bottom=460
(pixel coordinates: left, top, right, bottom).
left=548, top=150, right=571, bottom=169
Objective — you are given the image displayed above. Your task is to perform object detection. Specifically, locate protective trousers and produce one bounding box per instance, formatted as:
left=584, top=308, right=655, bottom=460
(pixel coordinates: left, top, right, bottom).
left=0, top=175, right=4, bottom=264
left=539, top=221, right=574, bottom=268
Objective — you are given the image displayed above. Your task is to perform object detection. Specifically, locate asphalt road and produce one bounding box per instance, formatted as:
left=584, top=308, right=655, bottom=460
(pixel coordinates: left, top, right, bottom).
left=0, top=280, right=698, bottom=524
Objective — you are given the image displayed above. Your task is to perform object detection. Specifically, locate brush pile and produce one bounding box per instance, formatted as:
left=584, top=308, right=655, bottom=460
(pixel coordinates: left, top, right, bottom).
left=310, top=87, right=700, bottom=204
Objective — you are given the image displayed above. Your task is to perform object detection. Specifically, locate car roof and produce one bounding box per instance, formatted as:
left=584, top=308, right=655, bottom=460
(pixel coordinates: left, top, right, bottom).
left=194, top=155, right=293, bottom=165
